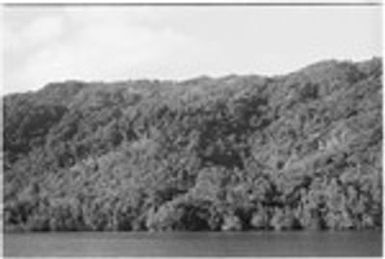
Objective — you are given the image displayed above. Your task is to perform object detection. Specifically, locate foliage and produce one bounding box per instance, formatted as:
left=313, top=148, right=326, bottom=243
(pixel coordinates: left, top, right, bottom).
left=3, top=58, right=382, bottom=231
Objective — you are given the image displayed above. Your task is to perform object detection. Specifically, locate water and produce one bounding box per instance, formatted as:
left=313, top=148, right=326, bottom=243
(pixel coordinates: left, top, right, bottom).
left=4, top=231, right=382, bottom=257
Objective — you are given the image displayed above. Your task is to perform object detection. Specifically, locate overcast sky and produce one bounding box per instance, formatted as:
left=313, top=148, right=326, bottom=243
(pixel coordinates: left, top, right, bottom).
left=3, top=5, right=382, bottom=94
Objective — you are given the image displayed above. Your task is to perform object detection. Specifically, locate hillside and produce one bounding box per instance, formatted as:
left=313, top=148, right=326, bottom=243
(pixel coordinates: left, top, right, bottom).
left=3, top=58, right=382, bottom=231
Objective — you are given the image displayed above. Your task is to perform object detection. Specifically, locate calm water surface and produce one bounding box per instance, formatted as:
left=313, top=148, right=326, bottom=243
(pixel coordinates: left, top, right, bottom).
left=4, top=231, right=382, bottom=257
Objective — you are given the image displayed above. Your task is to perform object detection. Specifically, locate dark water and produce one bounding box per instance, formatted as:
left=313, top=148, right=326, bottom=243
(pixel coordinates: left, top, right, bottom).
left=4, top=231, right=382, bottom=257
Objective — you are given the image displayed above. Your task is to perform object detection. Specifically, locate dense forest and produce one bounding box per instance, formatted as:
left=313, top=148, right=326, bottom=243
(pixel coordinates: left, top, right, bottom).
left=3, top=58, right=382, bottom=232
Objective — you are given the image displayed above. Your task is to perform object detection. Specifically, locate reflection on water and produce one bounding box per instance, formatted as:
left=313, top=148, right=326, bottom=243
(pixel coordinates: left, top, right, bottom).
left=4, top=230, right=382, bottom=257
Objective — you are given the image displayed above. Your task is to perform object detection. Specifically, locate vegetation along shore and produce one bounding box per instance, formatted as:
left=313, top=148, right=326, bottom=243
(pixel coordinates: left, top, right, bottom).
left=4, top=58, right=382, bottom=232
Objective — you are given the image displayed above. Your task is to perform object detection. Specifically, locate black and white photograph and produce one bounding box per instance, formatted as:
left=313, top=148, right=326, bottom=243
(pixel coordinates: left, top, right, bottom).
left=2, top=0, right=383, bottom=257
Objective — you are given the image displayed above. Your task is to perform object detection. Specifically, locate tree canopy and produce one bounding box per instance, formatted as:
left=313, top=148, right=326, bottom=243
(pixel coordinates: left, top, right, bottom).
left=4, top=58, right=382, bottom=232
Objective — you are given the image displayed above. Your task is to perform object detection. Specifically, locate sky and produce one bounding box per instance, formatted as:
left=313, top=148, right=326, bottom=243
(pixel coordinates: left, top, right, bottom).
left=3, top=5, right=382, bottom=94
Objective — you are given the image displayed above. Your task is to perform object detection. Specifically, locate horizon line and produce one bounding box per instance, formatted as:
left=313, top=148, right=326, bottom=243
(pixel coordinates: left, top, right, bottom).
left=3, top=56, right=381, bottom=96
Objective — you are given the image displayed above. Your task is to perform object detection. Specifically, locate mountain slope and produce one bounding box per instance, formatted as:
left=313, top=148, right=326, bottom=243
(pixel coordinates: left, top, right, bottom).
left=3, top=57, right=382, bottom=231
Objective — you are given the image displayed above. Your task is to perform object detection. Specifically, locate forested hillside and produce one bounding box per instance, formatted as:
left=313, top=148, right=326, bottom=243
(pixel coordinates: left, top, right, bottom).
left=3, top=58, right=382, bottom=231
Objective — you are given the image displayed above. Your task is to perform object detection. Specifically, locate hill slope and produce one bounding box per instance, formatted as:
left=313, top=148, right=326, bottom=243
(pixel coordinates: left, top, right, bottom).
left=3, top=58, right=382, bottom=231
